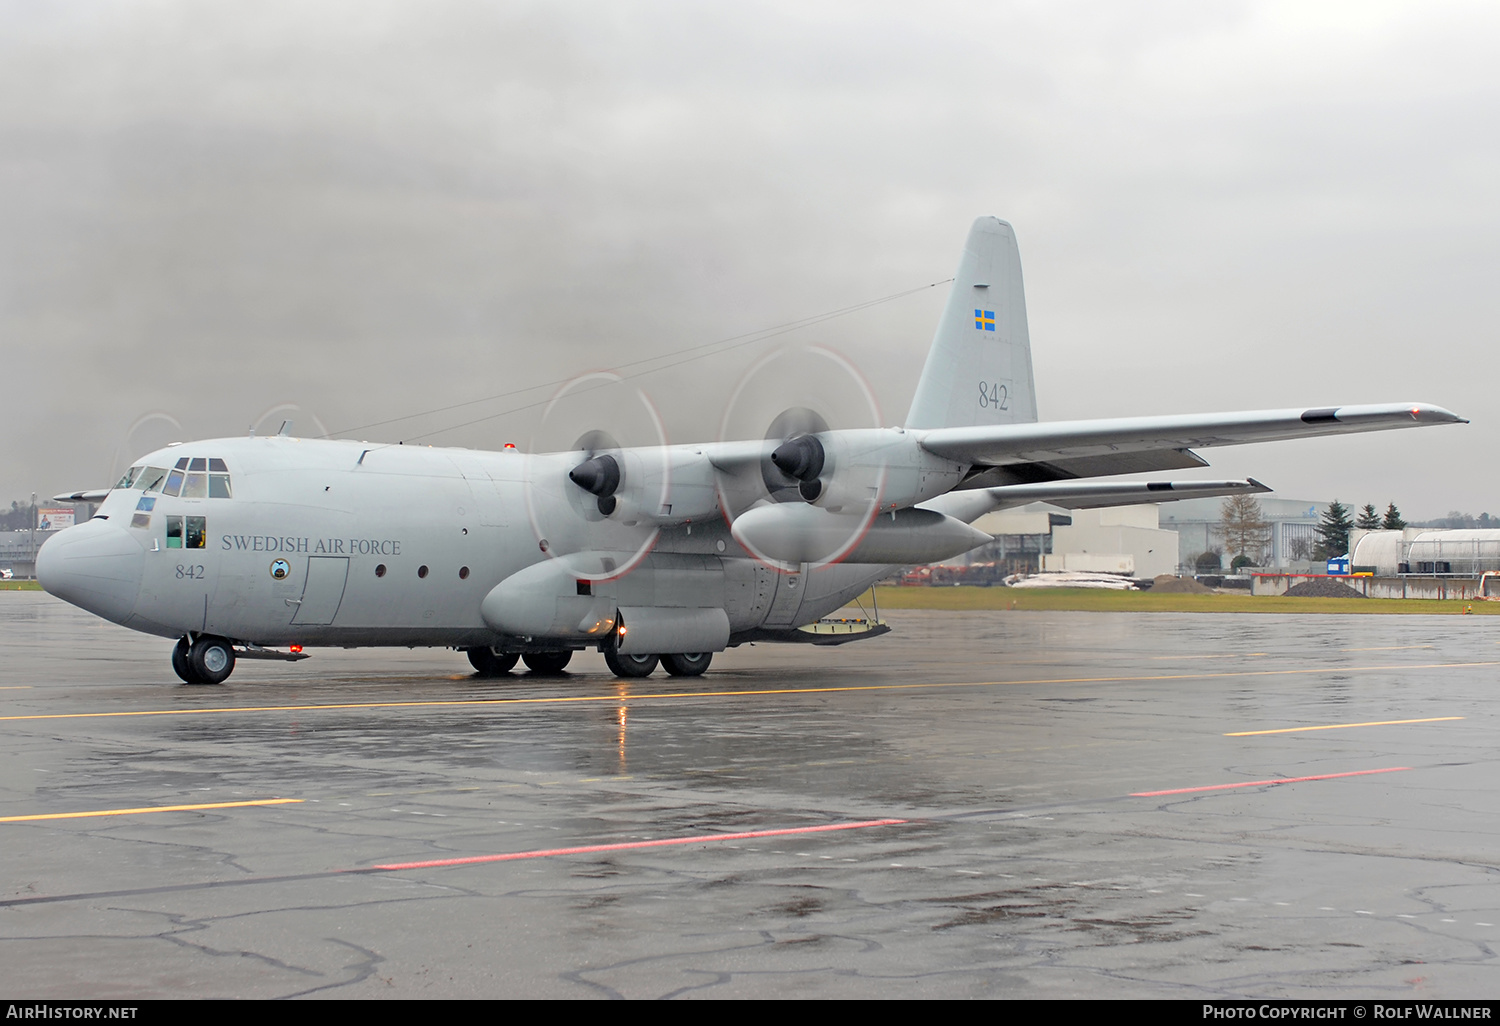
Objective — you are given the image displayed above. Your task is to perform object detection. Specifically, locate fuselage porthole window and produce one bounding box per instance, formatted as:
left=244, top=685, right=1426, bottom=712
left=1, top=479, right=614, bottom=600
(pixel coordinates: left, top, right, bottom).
left=459, top=566, right=470, bottom=580
left=375, top=564, right=387, bottom=578
left=418, top=565, right=429, bottom=579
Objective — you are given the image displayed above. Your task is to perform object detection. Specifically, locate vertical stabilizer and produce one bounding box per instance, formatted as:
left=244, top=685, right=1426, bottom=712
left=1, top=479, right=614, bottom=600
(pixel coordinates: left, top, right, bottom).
left=905, top=217, right=1038, bottom=430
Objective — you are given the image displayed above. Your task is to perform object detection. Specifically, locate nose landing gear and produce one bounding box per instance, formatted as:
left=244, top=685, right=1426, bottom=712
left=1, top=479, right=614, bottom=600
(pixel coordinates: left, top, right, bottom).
left=170, top=635, right=237, bottom=685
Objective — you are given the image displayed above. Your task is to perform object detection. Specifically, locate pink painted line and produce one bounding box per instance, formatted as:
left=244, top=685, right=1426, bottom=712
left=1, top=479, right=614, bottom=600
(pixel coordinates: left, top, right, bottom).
left=1132, top=766, right=1412, bottom=797
left=367, top=818, right=911, bottom=871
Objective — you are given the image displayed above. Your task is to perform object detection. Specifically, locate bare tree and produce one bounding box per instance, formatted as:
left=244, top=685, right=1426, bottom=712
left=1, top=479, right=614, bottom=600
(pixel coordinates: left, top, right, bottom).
left=1221, top=495, right=1271, bottom=567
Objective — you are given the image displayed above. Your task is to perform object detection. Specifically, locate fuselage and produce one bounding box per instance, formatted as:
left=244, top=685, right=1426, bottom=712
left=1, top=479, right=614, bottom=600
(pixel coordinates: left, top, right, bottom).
left=37, top=436, right=892, bottom=651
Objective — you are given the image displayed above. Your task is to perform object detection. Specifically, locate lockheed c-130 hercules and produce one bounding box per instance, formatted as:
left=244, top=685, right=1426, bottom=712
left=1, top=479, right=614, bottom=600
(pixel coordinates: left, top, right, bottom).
left=40, top=217, right=1465, bottom=684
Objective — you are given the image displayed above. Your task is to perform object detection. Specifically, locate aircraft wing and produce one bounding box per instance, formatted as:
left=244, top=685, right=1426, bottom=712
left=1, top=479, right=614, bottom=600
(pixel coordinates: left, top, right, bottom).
left=52, top=489, right=111, bottom=503
left=917, top=403, right=1466, bottom=470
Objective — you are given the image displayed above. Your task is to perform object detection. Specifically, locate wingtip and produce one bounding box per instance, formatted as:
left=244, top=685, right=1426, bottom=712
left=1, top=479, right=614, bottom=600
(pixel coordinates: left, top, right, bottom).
left=1411, top=404, right=1466, bottom=424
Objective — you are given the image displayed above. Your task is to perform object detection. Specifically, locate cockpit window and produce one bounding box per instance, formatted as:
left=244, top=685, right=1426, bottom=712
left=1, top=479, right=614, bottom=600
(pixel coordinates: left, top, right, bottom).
left=135, top=459, right=231, bottom=498
left=185, top=516, right=206, bottom=549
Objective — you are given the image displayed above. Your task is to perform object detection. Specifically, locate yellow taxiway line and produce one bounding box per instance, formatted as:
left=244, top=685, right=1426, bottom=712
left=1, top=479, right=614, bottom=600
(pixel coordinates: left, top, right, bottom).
left=0, top=661, right=1493, bottom=724
left=0, top=798, right=303, bottom=823
left=1225, top=716, right=1465, bottom=737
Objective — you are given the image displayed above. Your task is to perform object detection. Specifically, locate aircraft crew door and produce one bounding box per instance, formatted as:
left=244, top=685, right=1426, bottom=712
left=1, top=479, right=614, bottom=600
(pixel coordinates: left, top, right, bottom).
left=761, top=564, right=809, bottom=628
left=291, top=556, right=350, bottom=625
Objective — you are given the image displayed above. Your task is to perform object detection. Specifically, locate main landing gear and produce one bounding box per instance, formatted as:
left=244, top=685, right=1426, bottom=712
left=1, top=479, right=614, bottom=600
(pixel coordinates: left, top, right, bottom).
left=522, top=651, right=572, bottom=675
left=467, top=647, right=520, bottom=676
left=465, top=648, right=573, bottom=676
left=602, top=644, right=712, bottom=679
left=171, top=635, right=236, bottom=685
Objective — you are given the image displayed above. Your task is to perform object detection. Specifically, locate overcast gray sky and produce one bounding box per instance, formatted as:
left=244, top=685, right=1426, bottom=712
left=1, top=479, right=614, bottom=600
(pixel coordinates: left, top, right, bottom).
left=4, top=1, right=1497, bottom=517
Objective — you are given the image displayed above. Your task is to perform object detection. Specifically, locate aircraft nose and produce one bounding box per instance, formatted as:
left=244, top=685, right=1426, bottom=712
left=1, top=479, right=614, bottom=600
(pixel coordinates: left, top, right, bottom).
left=36, top=519, right=144, bottom=624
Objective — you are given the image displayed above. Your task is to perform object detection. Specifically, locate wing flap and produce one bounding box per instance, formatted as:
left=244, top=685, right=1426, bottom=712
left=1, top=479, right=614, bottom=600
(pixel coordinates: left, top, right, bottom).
left=954, top=447, right=1208, bottom=488
left=923, top=478, right=1272, bottom=525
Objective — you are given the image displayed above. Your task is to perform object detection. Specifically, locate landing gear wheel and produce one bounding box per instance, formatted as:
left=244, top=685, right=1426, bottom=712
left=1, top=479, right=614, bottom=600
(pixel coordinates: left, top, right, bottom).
left=170, top=637, right=202, bottom=684
left=188, top=636, right=235, bottom=685
left=604, top=648, right=659, bottom=678
left=522, top=650, right=572, bottom=675
left=661, top=652, right=712, bottom=677
left=467, top=648, right=520, bottom=676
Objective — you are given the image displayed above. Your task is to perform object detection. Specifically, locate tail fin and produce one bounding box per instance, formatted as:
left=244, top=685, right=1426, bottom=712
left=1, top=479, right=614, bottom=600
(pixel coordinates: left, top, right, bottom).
left=904, top=217, right=1038, bottom=430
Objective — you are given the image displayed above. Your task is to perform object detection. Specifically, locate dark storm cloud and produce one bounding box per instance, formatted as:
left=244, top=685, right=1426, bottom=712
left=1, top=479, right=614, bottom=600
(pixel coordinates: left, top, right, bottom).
left=3, top=2, right=1497, bottom=513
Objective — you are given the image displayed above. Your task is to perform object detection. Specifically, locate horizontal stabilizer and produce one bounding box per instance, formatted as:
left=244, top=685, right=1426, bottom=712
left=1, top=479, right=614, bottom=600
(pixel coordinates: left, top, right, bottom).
left=918, top=404, right=1465, bottom=468
left=924, top=478, right=1272, bottom=525
left=53, top=489, right=110, bottom=503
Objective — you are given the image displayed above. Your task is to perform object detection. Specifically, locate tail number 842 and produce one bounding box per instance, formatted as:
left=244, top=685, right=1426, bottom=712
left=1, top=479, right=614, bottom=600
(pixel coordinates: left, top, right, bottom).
left=978, top=381, right=1010, bottom=410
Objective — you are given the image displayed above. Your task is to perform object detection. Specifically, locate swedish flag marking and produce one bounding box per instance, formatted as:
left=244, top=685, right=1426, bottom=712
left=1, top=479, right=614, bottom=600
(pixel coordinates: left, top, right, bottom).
left=975, top=309, right=995, bottom=331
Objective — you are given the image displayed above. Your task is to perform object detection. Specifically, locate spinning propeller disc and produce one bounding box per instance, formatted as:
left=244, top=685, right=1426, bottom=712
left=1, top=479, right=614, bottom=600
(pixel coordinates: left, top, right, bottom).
left=523, top=372, right=669, bottom=582
left=715, top=346, right=886, bottom=571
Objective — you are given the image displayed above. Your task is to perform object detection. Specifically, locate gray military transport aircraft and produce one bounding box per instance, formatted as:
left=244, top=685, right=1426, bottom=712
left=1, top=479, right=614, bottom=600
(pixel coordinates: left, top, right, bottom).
left=39, top=217, right=1465, bottom=684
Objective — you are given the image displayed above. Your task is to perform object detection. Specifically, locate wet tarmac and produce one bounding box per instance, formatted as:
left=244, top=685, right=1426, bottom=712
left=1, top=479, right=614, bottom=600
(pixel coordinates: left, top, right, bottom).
left=2, top=592, right=1498, bottom=999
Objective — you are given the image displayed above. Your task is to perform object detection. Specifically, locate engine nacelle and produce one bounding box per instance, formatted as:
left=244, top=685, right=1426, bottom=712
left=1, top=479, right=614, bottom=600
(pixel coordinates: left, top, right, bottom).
left=802, top=429, right=965, bottom=514
left=481, top=559, right=617, bottom=640
left=731, top=502, right=990, bottom=565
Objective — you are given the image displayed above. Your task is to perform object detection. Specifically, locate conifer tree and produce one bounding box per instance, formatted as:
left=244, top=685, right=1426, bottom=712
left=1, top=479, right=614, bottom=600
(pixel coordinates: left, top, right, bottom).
left=1355, top=504, right=1381, bottom=530
left=1314, top=500, right=1354, bottom=560
left=1382, top=503, right=1407, bottom=530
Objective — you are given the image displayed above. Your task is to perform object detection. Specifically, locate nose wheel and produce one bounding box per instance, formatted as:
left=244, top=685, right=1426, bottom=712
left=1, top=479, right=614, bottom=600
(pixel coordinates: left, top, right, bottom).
left=171, top=636, right=237, bottom=685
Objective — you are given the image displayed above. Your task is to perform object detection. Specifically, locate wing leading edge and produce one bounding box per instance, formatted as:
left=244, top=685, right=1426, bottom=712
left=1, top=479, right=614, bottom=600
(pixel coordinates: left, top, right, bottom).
left=916, top=403, right=1465, bottom=469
